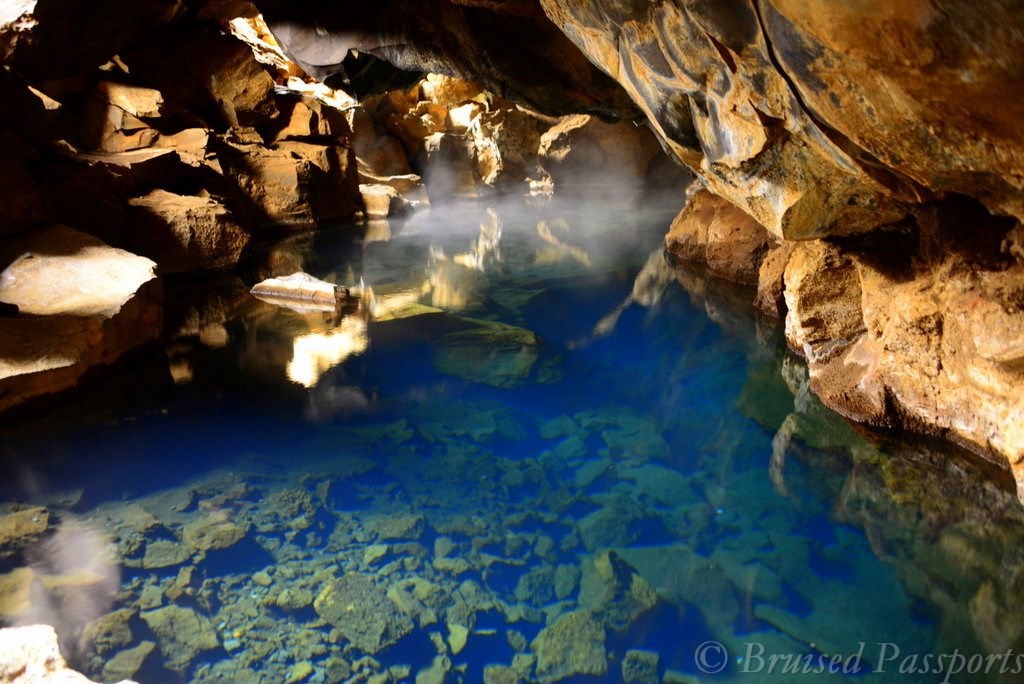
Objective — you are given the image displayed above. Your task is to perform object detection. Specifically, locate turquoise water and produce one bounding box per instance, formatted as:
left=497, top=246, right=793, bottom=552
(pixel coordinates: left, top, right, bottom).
left=2, top=197, right=1023, bottom=683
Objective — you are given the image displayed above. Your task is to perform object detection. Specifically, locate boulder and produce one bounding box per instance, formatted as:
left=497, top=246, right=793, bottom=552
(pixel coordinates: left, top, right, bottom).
left=250, top=272, right=349, bottom=310
left=0, top=225, right=161, bottom=412
left=665, top=188, right=773, bottom=285
left=530, top=610, right=607, bottom=681
left=313, top=573, right=414, bottom=655
left=140, top=605, right=219, bottom=673
left=127, top=189, right=251, bottom=273
left=215, top=137, right=359, bottom=228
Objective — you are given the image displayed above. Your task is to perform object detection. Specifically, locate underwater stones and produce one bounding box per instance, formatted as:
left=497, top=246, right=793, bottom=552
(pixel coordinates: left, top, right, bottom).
left=182, top=514, right=246, bottom=552
left=364, top=513, right=424, bottom=541
left=251, top=571, right=272, bottom=587
left=102, top=640, right=155, bottom=682
left=622, top=649, right=660, bottom=684
left=578, top=551, right=657, bottom=632
left=539, top=415, right=587, bottom=441
left=275, top=587, right=315, bottom=612
left=576, top=500, right=641, bottom=552
left=554, top=564, right=580, bottom=601
left=433, top=318, right=540, bottom=388
left=617, top=464, right=695, bottom=508
left=140, top=539, right=189, bottom=570
left=286, top=660, right=314, bottom=684
left=447, top=622, right=469, bottom=655
left=140, top=604, right=219, bottom=672
left=81, top=608, right=135, bottom=656
left=314, top=573, right=414, bottom=655
left=364, top=544, right=389, bottom=566
left=530, top=609, right=607, bottom=682
left=0, top=224, right=160, bottom=413
left=514, top=566, right=556, bottom=605
left=0, top=506, right=48, bottom=556
left=614, top=546, right=739, bottom=626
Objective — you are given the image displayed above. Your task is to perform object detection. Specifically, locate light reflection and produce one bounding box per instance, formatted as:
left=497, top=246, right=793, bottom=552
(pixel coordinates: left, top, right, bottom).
left=286, top=315, right=369, bottom=388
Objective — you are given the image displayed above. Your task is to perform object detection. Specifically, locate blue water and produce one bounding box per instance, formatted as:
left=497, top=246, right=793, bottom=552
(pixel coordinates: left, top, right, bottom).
left=2, top=197, right=1023, bottom=683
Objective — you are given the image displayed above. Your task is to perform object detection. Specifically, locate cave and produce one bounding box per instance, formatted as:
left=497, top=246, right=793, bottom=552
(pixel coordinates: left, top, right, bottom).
left=1, top=1, right=1023, bottom=682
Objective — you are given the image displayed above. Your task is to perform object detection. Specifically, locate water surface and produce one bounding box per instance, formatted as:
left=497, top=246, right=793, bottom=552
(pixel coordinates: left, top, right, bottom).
left=2, top=197, right=1023, bottom=684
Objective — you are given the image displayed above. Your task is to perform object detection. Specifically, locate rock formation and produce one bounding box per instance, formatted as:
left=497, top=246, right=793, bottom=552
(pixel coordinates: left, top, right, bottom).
left=1, top=0, right=1022, bottom=491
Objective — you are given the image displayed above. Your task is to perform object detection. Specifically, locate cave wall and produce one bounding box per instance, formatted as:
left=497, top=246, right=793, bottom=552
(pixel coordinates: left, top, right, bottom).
left=2, top=0, right=1023, bottom=492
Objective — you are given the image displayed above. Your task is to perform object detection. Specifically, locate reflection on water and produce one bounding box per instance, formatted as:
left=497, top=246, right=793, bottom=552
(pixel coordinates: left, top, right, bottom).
left=1, top=197, right=1023, bottom=683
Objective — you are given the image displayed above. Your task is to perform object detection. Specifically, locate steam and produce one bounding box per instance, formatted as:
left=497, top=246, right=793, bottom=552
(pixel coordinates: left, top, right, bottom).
left=14, top=519, right=121, bottom=659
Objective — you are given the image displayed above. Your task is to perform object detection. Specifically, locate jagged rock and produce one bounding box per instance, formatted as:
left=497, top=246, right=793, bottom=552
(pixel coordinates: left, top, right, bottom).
left=470, top=107, right=544, bottom=188
left=79, top=81, right=165, bottom=153
left=120, top=26, right=277, bottom=130
left=273, top=95, right=351, bottom=142
left=530, top=610, right=607, bottom=682
left=313, top=573, right=414, bottom=655
left=140, top=604, right=219, bottom=673
left=0, top=624, right=133, bottom=684
left=0, top=225, right=161, bottom=412
left=665, top=188, right=772, bottom=285
left=215, top=137, right=359, bottom=228
left=127, top=189, right=251, bottom=273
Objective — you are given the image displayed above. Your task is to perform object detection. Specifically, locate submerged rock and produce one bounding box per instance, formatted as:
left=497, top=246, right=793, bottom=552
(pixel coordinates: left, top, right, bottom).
left=433, top=317, right=541, bottom=388
left=140, top=604, right=219, bottom=673
left=0, top=506, right=48, bottom=556
left=313, top=573, right=414, bottom=655
left=530, top=609, right=607, bottom=682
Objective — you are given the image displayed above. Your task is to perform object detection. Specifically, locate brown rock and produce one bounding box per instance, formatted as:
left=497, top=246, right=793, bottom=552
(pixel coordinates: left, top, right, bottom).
left=754, top=241, right=797, bottom=319
left=0, top=225, right=161, bottom=412
left=127, top=189, right=251, bottom=273
left=665, top=188, right=772, bottom=284
left=216, top=138, right=359, bottom=228
left=140, top=604, right=219, bottom=673
left=539, top=113, right=662, bottom=193
left=538, top=0, right=910, bottom=237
